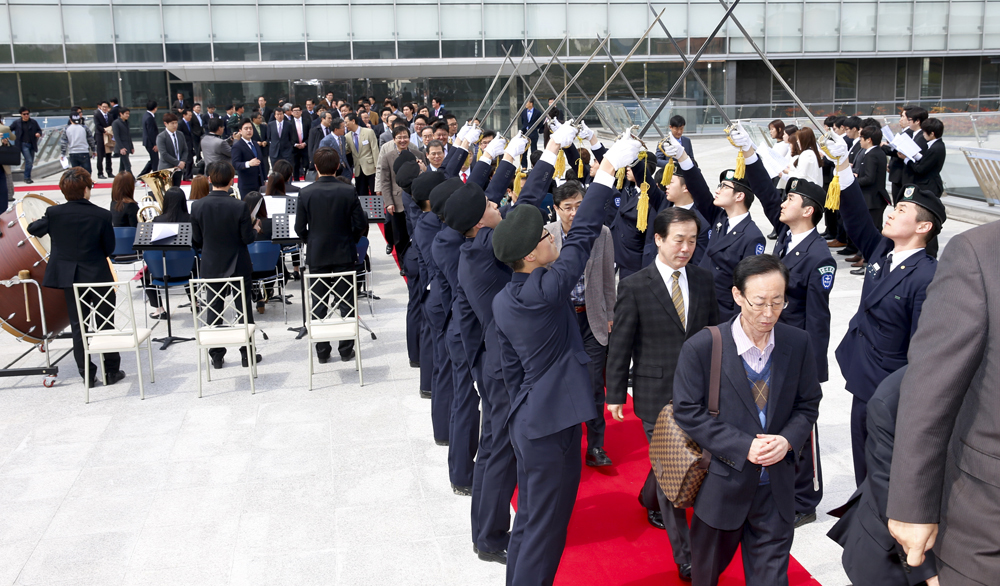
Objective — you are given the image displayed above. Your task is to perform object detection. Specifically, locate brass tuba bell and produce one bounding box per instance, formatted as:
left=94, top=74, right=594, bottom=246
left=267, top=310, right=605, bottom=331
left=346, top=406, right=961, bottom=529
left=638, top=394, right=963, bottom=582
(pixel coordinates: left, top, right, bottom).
left=136, top=168, right=178, bottom=222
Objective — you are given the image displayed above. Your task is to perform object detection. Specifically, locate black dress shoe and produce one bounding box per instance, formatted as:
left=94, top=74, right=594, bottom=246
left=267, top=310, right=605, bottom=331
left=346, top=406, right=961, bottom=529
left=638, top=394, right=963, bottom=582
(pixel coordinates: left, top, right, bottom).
left=435, top=439, right=449, bottom=447
left=386, top=244, right=394, bottom=255
left=97, top=174, right=107, bottom=180
left=409, top=360, right=420, bottom=368
left=452, top=483, right=472, bottom=496
left=419, top=389, right=432, bottom=399
left=678, top=562, right=692, bottom=582
left=24, top=178, right=33, bottom=184
left=850, top=267, right=865, bottom=276
left=241, top=354, right=263, bottom=367
left=292, top=271, right=301, bottom=281
left=647, top=508, right=665, bottom=530
left=340, top=350, right=356, bottom=362
left=845, top=254, right=862, bottom=263
left=585, top=447, right=613, bottom=467
left=837, top=246, right=859, bottom=256
left=317, top=354, right=330, bottom=364
left=795, top=512, right=817, bottom=528
left=104, top=370, right=126, bottom=385
left=767, top=229, right=778, bottom=240
left=211, top=355, right=224, bottom=369
left=478, top=549, right=507, bottom=565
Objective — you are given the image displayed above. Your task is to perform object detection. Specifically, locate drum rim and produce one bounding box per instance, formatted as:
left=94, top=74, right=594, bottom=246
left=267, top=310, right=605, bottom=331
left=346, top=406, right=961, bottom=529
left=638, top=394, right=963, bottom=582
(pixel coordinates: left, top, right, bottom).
left=15, top=193, right=57, bottom=262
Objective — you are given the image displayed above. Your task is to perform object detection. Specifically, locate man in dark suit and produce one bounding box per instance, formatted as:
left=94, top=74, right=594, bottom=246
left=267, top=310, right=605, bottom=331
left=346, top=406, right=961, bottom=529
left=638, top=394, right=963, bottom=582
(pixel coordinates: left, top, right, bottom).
left=178, top=109, right=196, bottom=180
left=256, top=96, right=272, bottom=126
left=190, top=161, right=262, bottom=368
left=492, top=134, right=640, bottom=585
left=295, top=147, right=369, bottom=363
left=111, top=108, right=134, bottom=175
left=191, top=103, right=207, bottom=162
left=518, top=99, right=541, bottom=167
left=673, top=254, right=822, bottom=586
left=901, top=118, right=945, bottom=200
left=93, top=101, right=114, bottom=179
left=884, top=107, right=927, bottom=204
left=606, top=206, right=720, bottom=582
left=827, top=365, right=940, bottom=586
left=248, top=109, right=270, bottom=178
left=267, top=108, right=295, bottom=168
left=231, top=118, right=266, bottom=197
left=886, top=220, right=999, bottom=586
left=431, top=97, right=446, bottom=118
left=318, top=117, right=350, bottom=177
left=26, top=167, right=124, bottom=387
left=139, top=101, right=159, bottom=176
left=851, top=125, right=891, bottom=273
left=171, top=92, right=186, bottom=114
left=655, top=115, right=697, bottom=168
left=9, top=107, right=43, bottom=184
left=289, top=104, right=311, bottom=180
left=109, top=98, right=121, bottom=122
left=307, top=112, right=333, bottom=171
left=825, top=131, right=944, bottom=487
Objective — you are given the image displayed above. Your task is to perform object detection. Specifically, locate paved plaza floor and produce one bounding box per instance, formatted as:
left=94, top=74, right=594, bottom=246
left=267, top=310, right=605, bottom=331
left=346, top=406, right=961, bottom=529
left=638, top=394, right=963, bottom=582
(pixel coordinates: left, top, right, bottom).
left=0, top=142, right=976, bottom=585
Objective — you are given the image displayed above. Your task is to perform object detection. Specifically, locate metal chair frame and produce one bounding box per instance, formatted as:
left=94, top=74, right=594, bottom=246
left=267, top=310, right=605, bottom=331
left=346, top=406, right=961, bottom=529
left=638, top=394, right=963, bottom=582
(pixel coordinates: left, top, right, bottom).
left=304, top=270, right=363, bottom=389
left=189, top=277, right=258, bottom=397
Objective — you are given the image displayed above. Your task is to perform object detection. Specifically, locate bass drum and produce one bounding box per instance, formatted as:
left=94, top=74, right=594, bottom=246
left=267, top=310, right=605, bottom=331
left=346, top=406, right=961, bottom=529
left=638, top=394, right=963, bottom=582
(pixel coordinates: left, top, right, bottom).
left=0, top=194, right=117, bottom=345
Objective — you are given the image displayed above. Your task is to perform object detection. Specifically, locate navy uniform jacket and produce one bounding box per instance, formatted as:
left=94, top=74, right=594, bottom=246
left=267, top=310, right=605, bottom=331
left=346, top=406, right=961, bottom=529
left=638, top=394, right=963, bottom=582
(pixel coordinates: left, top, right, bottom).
left=834, top=179, right=936, bottom=402
left=414, top=212, right=448, bottom=329
left=26, top=200, right=115, bottom=289
left=745, top=157, right=836, bottom=382
left=434, top=225, right=478, bottom=371
left=493, top=178, right=613, bottom=439
left=673, top=319, right=822, bottom=531
left=686, top=164, right=766, bottom=320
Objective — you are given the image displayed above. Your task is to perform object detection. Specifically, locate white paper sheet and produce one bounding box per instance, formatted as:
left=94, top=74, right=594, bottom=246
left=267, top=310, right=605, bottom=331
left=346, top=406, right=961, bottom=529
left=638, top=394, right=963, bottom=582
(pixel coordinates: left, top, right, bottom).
left=186, top=200, right=194, bottom=213
left=758, top=147, right=789, bottom=179
left=264, top=196, right=287, bottom=217
left=891, top=132, right=922, bottom=159
left=880, top=125, right=895, bottom=145
left=150, top=223, right=179, bottom=242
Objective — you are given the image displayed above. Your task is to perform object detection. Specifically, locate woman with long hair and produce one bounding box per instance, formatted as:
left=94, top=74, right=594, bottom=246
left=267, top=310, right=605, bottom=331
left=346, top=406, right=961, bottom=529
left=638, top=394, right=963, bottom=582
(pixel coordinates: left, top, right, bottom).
left=265, top=161, right=301, bottom=279
left=769, top=119, right=790, bottom=159
left=264, top=172, right=286, bottom=196
left=270, top=159, right=299, bottom=193
left=189, top=175, right=210, bottom=200
left=243, top=191, right=279, bottom=312
left=792, top=127, right=824, bottom=186
left=110, top=171, right=139, bottom=227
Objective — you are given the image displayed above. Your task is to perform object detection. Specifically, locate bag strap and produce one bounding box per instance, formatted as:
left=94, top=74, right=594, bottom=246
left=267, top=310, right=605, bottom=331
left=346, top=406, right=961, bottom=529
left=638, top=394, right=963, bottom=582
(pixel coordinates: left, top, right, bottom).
left=699, top=325, right=723, bottom=469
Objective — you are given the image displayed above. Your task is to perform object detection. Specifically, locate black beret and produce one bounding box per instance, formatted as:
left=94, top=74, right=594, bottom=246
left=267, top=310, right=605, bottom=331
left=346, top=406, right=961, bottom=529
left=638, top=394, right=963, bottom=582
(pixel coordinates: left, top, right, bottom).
left=411, top=170, right=444, bottom=203
left=395, top=160, right=420, bottom=192
left=786, top=177, right=826, bottom=207
left=430, top=177, right=465, bottom=219
left=493, top=204, right=545, bottom=263
left=393, top=150, right=416, bottom=174
left=719, top=169, right=753, bottom=195
left=899, top=184, right=947, bottom=223
left=630, top=153, right=655, bottom=184
left=443, top=181, right=487, bottom=234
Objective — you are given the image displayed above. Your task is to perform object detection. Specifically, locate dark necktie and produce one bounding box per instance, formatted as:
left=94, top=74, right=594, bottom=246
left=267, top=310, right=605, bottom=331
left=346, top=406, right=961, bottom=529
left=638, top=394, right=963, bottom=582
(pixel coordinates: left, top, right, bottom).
left=877, top=253, right=893, bottom=280
left=779, top=237, right=789, bottom=259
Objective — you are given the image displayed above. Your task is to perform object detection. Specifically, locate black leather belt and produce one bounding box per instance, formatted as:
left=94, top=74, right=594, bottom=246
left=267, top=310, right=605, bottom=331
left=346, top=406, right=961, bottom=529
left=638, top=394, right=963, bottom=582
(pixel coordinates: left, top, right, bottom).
left=574, top=304, right=586, bottom=314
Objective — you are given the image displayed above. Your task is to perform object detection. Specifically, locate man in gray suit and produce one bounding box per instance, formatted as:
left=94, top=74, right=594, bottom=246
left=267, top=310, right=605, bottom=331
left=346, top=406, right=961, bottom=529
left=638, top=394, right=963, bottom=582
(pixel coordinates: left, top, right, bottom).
left=887, top=220, right=1000, bottom=586
left=544, top=179, right=617, bottom=468
left=200, top=118, right=233, bottom=168
left=155, top=112, right=188, bottom=186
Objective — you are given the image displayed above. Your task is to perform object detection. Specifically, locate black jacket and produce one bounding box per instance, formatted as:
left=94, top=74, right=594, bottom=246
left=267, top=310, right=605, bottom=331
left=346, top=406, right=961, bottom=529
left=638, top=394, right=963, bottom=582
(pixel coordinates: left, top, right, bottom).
left=10, top=117, right=43, bottom=152
left=884, top=128, right=913, bottom=185
left=267, top=120, right=296, bottom=163
left=110, top=201, right=139, bottom=228
left=111, top=118, right=133, bottom=155
left=191, top=190, right=256, bottom=278
left=231, top=138, right=266, bottom=195
left=854, top=145, right=890, bottom=209
left=142, top=111, right=159, bottom=149
left=606, top=261, right=719, bottom=423
left=902, top=139, right=945, bottom=196
left=27, top=199, right=115, bottom=289
left=295, top=176, right=369, bottom=267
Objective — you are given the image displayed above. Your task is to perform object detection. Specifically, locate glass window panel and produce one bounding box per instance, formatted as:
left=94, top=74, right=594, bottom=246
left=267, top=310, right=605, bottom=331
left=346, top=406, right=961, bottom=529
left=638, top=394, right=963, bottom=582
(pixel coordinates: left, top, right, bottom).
left=307, top=42, right=351, bottom=59
left=10, top=5, right=62, bottom=44
left=114, top=6, right=162, bottom=44
left=13, top=45, right=63, bottom=63
left=111, top=0, right=157, bottom=4
left=398, top=5, right=440, bottom=40
left=441, top=5, right=480, bottom=40
left=0, top=47, right=11, bottom=64
left=912, top=2, right=947, bottom=50
left=352, top=41, right=395, bottom=59
left=803, top=4, right=838, bottom=52
left=0, top=8, right=10, bottom=43
left=689, top=2, right=727, bottom=37
left=305, top=6, right=351, bottom=42
left=877, top=2, right=912, bottom=51
left=950, top=2, right=984, bottom=50
left=62, top=6, right=112, bottom=43
left=19, top=72, right=71, bottom=113
left=485, top=39, right=524, bottom=56
left=163, top=6, right=211, bottom=44
left=569, top=37, right=602, bottom=57
left=568, top=4, right=607, bottom=39
left=259, top=6, right=304, bottom=42
left=9, top=0, right=58, bottom=3
left=981, top=57, right=1000, bottom=96
left=727, top=2, right=764, bottom=54
left=647, top=2, right=686, bottom=38
left=0, top=74, right=19, bottom=112
left=212, top=7, right=257, bottom=43
left=165, top=43, right=211, bottom=62
left=397, top=41, right=439, bottom=59
left=116, top=44, right=163, bottom=63
left=260, top=42, right=305, bottom=60
left=765, top=2, right=802, bottom=53
left=987, top=2, right=1000, bottom=49
left=442, top=40, right=481, bottom=58
left=66, top=44, right=114, bottom=63
left=71, top=71, right=119, bottom=107
left=841, top=3, right=876, bottom=51
left=120, top=70, right=167, bottom=112
left=835, top=59, right=858, bottom=100
left=484, top=5, right=523, bottom=40
left=214, top=43, right=258, bottom=61
left=920, top=57, right=942, bottom=98
left=771, top=60, right=795, bottom=102
left=527, top=4, right=565, bottom=38
left=351, top=5, right=394, bottom=41
left=896, top=58, right=906, bottom=98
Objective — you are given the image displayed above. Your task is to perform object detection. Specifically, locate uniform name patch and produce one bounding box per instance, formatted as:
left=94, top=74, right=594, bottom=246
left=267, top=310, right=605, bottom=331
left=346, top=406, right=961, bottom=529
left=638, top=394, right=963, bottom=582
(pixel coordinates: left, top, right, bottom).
left=755, top=243, right=764, bottom=255
left=818, top=265, right=836, bottom=290
left=614, top=196, right=621, bottom=208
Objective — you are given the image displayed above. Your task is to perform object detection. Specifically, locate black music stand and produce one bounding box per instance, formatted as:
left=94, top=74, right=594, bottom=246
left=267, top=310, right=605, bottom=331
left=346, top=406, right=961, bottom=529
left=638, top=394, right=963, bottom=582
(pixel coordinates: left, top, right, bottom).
left=359, top=195, right=387, bottom=223
left=133, top=222, right=195, bottom=350
left=271, top=214, right=308, bottom=339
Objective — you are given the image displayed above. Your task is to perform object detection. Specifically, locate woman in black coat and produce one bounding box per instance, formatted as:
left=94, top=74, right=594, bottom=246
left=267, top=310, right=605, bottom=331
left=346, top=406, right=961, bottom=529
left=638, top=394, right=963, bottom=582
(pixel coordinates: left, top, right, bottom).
left=110, top=171, right=139, bottom=227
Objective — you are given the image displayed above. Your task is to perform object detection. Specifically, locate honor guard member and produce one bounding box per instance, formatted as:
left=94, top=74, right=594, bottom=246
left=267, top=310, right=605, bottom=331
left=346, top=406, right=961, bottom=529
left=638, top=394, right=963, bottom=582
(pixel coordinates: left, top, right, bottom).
left=730, top=127, right=836, bottom=527
left=610, top=154, right=661, bottom=280
left=191, top=161, right=263, bottom=369
left=824, top=132, right=944, bottom=486
left=493, top=133, right=641, bottom=585
left=453, top=135, right=534, bottom=564
left=397, top=157, right=435, bottom=398
left=295, top=147, right=369, bottom=363
left=394, top=152, right=426, bottom=370
left=661, top=137, right=766, bottom=320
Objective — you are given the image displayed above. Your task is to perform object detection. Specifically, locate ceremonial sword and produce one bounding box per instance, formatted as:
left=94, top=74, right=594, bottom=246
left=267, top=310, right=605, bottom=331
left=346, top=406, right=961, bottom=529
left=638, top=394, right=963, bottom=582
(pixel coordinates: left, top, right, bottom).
left=520, top=42, right=577, bottom=122
left=479, top=40, right=536, bottom=124
left=598, top=36, right=665, bottom=138
left=505, top=36, right=569, bottom=136
left=470, top=44, right=515, bottom=123
left=545, top=49, right=617, bottom=132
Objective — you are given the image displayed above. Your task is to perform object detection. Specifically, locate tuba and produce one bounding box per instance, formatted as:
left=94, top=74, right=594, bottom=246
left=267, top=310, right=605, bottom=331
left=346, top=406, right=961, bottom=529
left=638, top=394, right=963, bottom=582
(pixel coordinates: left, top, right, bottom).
left=136, top=168, right=178, bottom=222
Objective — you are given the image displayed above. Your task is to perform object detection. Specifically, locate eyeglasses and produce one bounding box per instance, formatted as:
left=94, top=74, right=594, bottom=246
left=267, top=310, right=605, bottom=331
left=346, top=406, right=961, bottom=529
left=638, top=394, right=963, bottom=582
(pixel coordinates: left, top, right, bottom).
left=717, top=182, right=735, bottom=191
left=539, top=231, right=554, bottom=243
left=744, top=298, right=788, bottom=311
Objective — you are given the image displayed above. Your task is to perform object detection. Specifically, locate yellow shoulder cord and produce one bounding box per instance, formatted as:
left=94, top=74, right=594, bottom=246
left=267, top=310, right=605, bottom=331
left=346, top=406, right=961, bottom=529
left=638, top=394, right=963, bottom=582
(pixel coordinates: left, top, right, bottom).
left=553, top=148, right=567, bottom=179
left=636, top=151, right=650, bottom=233
left=819, top=143, right=841, bottom=210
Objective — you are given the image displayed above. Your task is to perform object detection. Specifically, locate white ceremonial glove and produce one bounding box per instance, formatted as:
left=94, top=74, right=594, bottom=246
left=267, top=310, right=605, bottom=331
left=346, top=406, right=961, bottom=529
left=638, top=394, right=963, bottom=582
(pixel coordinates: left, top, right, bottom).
left=551, top=119, right=578, bottom=148
left=659, top=135, right=684, bottom=159
left=578, top=122, right=595, bottom=142
left=547, top=117, right=561, bottom=133
left=729, top=124, right=754, bottom=150
left=485, top=136, right=507, bottom=159
left=465, top=125, right=482, bottom=145
left=456, top=124, right=473, bottom=143
left=825, top=132, right=849, bottom=160
left=505, top=134, right=530, bottom=158
left=605, top=135, right=643, bottom=170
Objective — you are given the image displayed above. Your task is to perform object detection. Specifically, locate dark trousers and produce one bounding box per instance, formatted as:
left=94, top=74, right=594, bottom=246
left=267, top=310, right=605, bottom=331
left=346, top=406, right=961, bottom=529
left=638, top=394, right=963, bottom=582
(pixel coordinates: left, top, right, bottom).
left=64, top=287, right=121, bottom=381
left=576, top=310, right=608, bottom=450
left=140, top=146, right=158, bottom=176
left=207, top=275, right=255, bottom=361
left=403, top=249, right=422, bottom=363
left=890, top=181, right=903, bottom=205
left=641, top=420, right=692, bottom=566
left=68, top=153, right=91, bottom=174
left=794, top=425, right=823, bottom=515
left=355, top=171, right=375, bottom=196
left=310, top=263, right=356, bottom=359
left=390, top=211, right=410, bottom=259
left=472, top=367, right=517, bottom=554
left=447, top=319, right=479, bottom=487
left=869, top=204, right=886, bottom=234
left=118, top=154, right=132, bottom=175
left=822, top=209, right=838, bottom=237
left=690, top=483, right=794, bottom=586
left=293, top=148, right=308, bottom=181
left=418, top=314, right=433, bottom=393
left=383, top=211, right=395, bottom=253
left=851, top=396, right=869, bottom=487
left=507, top=420, right=581, bottom=586
left=425, top=302, right=453, bottom=443
left=98, top=152, right=113, bottom=177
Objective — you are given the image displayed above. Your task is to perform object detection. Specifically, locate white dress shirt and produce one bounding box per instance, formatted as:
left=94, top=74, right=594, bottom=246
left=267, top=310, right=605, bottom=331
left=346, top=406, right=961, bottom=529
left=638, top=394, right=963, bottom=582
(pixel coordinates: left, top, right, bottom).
left=786, top=227, right=816, bottom=254
left=654, top=258, right=689, bottom=327
left=888, top=248, right=924, bottom=271
left=727, top=212, right=749, bottom=233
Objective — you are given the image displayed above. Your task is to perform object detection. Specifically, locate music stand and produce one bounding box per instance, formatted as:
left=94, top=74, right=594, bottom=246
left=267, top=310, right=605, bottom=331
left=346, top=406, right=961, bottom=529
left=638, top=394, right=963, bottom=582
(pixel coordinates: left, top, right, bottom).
left=359, top=195, right=387, bottom=223
left=133, top=222, right=195, bottom=350
left=271, top=214, right=308, bottom=339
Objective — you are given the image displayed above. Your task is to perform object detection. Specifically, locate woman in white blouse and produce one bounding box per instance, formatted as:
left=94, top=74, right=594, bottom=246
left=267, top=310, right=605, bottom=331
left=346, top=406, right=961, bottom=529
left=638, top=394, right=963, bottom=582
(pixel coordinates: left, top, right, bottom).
left=769, top=119, right=791, bottom=160
left=789, top=126, right=824, bottom=187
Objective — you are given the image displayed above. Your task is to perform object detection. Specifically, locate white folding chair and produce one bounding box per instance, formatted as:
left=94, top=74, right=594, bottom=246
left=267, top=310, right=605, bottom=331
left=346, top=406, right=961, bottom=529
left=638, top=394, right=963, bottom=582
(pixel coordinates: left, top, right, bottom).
left=189, top=277, right=258, bottom=397
left=304, top=270, right=363, bottom=390
left=72, top=280, right=155, bottom=404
